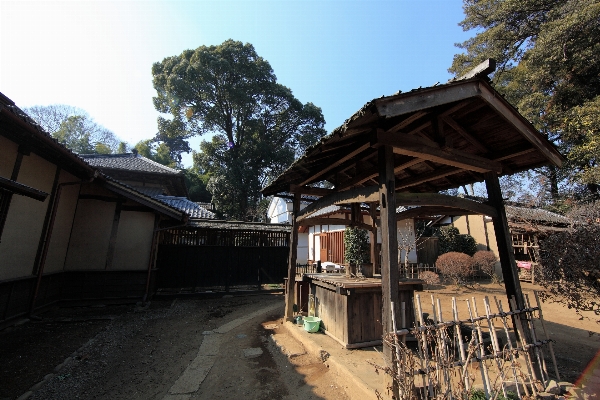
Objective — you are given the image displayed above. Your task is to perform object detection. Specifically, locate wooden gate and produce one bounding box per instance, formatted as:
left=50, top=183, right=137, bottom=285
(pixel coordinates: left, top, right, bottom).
left=319, top=231, right=345, bottom=264
left=156, top=227, right=290, bottom=289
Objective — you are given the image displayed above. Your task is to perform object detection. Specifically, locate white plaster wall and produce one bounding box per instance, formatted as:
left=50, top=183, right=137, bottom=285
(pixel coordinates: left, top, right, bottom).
left=112, top=211, right=155, bottom=270
left=44, top=171, right=81, bottom=273
left=297, top=232, right=308, bottom=264
left=0, top=152, right=56, bottom=280
left=64, top=199, right=115, bottom=270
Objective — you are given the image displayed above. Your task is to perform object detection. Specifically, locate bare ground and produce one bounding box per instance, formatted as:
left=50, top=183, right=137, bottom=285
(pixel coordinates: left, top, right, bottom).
left=1, top=282, right=599, bottom=399
left=0, top=293, right=348, bottom=400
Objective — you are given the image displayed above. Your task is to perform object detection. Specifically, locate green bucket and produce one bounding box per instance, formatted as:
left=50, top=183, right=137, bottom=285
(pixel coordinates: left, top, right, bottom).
left=303, top=316, right=321, bottom=333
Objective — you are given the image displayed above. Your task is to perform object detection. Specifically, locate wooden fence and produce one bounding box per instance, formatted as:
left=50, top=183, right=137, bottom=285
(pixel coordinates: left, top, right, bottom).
left=384, top=291, right=558, bottom=399
left=156, top=227, right=290, bottom=290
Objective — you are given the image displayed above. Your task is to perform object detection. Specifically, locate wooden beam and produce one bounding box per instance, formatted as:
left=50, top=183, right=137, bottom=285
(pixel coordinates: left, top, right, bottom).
left=492, top=147, right=537, bottom=162
left=396, top=206, right=487, bottom=221
left=337, top=157, right=423, bottom=191
left=441, top=116, right=489, bottom=153
left=393, top=192, right=497, bottom=217
left=0, top=176, right=48, bottom=201
left=298, top=217, right=371, bottom=231
left=395, top=166, right=463, bottom=190
left=289, top=184, right=333, bottom=197
left=378, top=145, right=399, bottom=371
left=439, top=99, right=475, bottom=117
left=377, top=131, right=502, bottom=173
left=386, top=111, right=428, bottom=133
left=452, top=58, right=496, bottom=81
left=298, top=141, right=373, bottom=186
left=285, top=193, right=301, bottom=320
left=376, top=80, right=481, bottom=119
left=296, top=186, right=379, bottom=221
left=478, top=82, right=563, bottom=167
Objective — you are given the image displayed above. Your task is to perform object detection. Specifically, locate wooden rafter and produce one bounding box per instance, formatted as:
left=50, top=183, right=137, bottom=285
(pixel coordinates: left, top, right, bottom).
left=493, top=147, right=537, bottom=162
left=478, top=84, right=563, bottom=167
left=337, top=157, right=423, bottom=191
left=298, top=141, right=373, bottom=186
left=395, top=166, right=463, bottom=190
left=386, top=110, right=428, bottom=133
left=441, top=116, right=489, bottom=153
left=377, top=131, right=502, bottom=173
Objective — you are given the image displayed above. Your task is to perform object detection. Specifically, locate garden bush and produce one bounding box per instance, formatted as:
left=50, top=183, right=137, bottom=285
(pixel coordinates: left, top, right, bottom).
left=419, top=271, right=441, bottom=287
left=473, top=250, right=500, bottom=283
left=436, top=226, right=477, bottom=256
left=436, top=252, right=474, bottom=286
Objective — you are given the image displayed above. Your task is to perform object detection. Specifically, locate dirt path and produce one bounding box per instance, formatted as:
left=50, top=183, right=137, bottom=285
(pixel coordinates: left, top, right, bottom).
left=1, top=294, right=349, bottom=400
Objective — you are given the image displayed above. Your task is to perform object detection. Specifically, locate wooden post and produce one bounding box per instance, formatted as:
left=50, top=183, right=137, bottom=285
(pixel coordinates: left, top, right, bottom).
left=368, top=202, right=379, bottom=273
left=378, top=145, right=400, bottom=365
left=484, top=172, right=525, bottom=310
left=285, top=193, right=301, bottom=321
left=484, top=171, right=533, bottom=346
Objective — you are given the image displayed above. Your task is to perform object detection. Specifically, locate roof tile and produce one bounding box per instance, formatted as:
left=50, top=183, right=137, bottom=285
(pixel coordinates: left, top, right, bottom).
left=81, top=153, right=181, bottom=175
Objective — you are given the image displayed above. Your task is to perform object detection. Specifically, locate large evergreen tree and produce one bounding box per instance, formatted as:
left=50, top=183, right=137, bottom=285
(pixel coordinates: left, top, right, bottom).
left=451, top=0, right=600, bottom=202
left=152, top=40, right=326, bottom=220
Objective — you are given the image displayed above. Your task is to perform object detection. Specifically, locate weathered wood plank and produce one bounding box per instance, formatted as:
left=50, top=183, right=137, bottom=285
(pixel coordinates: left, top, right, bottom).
left=375, top=80, right=481, bottom=118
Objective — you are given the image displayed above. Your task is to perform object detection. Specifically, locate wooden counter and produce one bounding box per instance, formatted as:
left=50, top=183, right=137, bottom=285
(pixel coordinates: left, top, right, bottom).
left=303, top=273, right=423, bottom=348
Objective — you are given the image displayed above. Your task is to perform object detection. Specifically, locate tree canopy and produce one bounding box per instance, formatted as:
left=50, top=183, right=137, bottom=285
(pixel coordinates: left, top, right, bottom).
left=152, top=40, right=326, bottom=219
left=450, top=0, right=600, bottom=202
left=24, top=104, right=122, bottom=155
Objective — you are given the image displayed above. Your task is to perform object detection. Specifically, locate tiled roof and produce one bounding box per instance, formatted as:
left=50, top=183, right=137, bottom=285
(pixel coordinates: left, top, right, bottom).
left=81, top=153, right=181, bottom=175
left=100, top=174, right=186, bottom=221
left=131, top=186, right=165, bottom=197
left=155, top=196, right=216, bottom=219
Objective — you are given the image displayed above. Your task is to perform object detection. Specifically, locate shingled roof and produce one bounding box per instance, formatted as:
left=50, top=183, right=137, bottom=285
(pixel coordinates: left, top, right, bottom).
left=81, top=153, right=181, bottom=175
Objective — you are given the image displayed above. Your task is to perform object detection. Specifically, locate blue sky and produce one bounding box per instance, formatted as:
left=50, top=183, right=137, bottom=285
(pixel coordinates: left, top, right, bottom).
left=0, top=1, right=471, bottom=166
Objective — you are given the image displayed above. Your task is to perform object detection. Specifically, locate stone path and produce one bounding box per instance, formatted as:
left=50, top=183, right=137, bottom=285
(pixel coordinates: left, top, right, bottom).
left=162, top=302, right=282, bottom=400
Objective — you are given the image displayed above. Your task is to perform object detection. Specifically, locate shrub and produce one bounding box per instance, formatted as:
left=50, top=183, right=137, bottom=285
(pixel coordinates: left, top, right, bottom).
left=436, top=226, right=477, bottom=256
left=436, top=252, right=474, bottom=286
left=344, top=227, right=369, bottom=276
left=539, top=223, right=600, bottom=320
left=419, top=271, right=441, bottom=287
left=473, top=250, right=499, bottom=283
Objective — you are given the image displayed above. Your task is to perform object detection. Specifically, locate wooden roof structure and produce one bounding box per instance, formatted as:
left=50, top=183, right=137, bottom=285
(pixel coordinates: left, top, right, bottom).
left=265, top=65, right=564, bottom=375
left=262, top=77, right=562, bottom=199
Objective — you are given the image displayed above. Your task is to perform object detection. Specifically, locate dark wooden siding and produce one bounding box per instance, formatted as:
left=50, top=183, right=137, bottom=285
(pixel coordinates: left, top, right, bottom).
left=156, top=228, right=290, bottom=289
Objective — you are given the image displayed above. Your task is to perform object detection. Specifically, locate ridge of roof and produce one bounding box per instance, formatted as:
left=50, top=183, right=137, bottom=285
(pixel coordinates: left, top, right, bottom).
left=81, top=153, right=182, bottom=175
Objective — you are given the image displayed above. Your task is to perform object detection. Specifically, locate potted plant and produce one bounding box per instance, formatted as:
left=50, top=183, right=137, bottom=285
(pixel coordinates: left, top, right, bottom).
left=344, top=227, right=372, bottom=277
